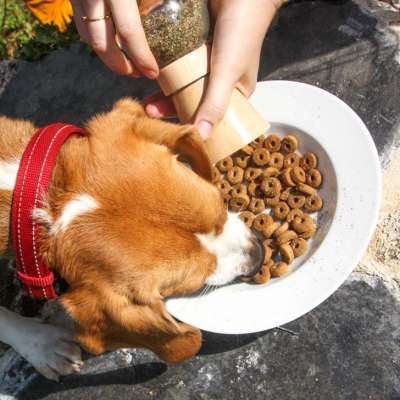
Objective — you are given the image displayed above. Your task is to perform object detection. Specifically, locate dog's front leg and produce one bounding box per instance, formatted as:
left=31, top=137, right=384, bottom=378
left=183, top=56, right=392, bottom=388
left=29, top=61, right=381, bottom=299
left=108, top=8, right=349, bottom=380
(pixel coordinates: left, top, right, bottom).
left=0, top=306, right=83, bottom=381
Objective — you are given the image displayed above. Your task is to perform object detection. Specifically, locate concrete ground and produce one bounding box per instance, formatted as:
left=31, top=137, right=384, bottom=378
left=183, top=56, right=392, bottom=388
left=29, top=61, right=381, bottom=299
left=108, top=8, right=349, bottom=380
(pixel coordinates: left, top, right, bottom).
left=0, top=0, right=399, bottom=398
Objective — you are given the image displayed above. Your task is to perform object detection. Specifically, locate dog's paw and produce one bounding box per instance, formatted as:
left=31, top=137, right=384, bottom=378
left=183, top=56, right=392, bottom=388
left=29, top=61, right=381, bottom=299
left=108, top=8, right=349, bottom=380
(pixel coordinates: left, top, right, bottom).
left=12, top=318, right=83, bottom=381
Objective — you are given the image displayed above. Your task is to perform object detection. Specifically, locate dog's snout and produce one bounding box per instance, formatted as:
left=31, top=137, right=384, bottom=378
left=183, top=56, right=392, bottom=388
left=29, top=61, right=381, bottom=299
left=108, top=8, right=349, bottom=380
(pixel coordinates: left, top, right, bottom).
left=244, top=237, right=265, bottom=277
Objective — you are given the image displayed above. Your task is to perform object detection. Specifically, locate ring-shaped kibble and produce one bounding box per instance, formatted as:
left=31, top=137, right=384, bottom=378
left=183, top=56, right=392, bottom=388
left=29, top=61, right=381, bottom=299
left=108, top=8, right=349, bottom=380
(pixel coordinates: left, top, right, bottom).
left=300, top=152, right=318, bottom=171
left=241, top=145, right=254, bottom=156
left=249, top=198, right=266, bottom=214
left=254, top=213, right=274, bottom=231
left=263, top=167, right=280, bottom=178
left=270, top=262, right=289, bottom=278
left=281, top=134, right=299, bottom=154
left=286, top=208, right=304, bottom=223
left=231, top=183, right=247, bottom=198
left=227, top=166, right=244, bottom=185
left=290, top=166, right=306, bottom=184
left=306, top=169, right=322, bottom=188
left=216, top=156, right=233, bottom=173
left=274, top=201, right=290, bottom=220
left=229, top=194, right=250, bottom=212
left=273, top=221, right=289, bottom=238
left=291, top=215, right=315, bottom=234
left=239, top=211, right=255, bottom=228
left=266, top=194, right=281, bottom=207
left=287, top=194, right=306, bottom=209
left=263, top=239, right=277, bottom=253
left=262, top=221, right=281, bottom=238
left=261, top=177, right=282, bottom=197
left=216, top=179, right=232, bottom=194
left=263, top=243, right=273, bottom=263
left=264, top=134, right=281, bottom=152
left=248, top=182, right=259, bottom=197
left=276, top=230, right=298, bottom=246
left=304, top=194, right=323, bottom=212
left=284, top=153, right=300, bottom=169
left=254, top=134, right=266, bottom=147
left=279, top=243, right=295, bottom=264
left=281, top=168, right=296, bottom=187
left=245, top=167, right=263, bottom=181
left=212, top=166, right=221, bottom=184
left=268, top=152, right=284, bottom=170
left=222, top=193, right=231, bottom=208
left=280, top=188, right=292, bottom=201
left=252, top=148, right=271, bottom=166
left=297, top=183, right=316, bottom=196
left=235, top=156, right=250, bottom=169
left=252, top=263, right=271, bottom=284
left=300, top=226, right=317, bottom=239
left=290, top=237, right=308, bottom=257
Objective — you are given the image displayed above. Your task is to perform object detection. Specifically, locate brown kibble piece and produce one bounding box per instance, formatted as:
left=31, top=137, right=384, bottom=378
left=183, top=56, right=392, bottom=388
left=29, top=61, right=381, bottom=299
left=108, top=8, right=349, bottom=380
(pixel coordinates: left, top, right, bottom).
left=280, top=187, right=292, bottom=201
left=300, top=226, right=317, bottom=239
left=266, top=194, right=281, bottom=207
left=241, top=145, right=254, bottom=156
left=254, top=134, right=266, bottom=147
left=262, top=221, right=280, bottom=238
left=227, top=166, right=244, bottom=185
left=231, top=183, right=247, bottom=197
left=212, top=166, right=221, bottom=184
left=268, top=152, right=284, bottom=170
left=249, top=198, right=266, bottom=214
left=284, top=153, right=300, bottom=169
left=216, top=156, right=233, bottom=172
left=222, top=193, right=231, bottom=208
left=291, top=238, right=308, bottom=257
left=248, top=182, right=259, bottom=197
left=273, top=222, right=289, bottom=238
left=297, top=183, right=316, bottom=196
left=245, top=167, right=263, bottom=181
left=300, top=152, right=318, bottom=171
left=239, top=211, right=255, bottom=228
left=252, top=148, right=271, bottom=166
left=274, top=202, right=290, bottom=220
left=281, top=135, right=299, bottom=154
left=216, top=179, right=232, bottom=194
left=304, top=194, right=323, bottom=212
left=270, top=262, right=289, bottom=278
left=254, top=214, right=273, bottom=231
left=262, top=242, right=273, bottom=263
left=281, top=168, right=296, bottom=187
left=306, top=169, right=322, bottom=188
left=286, top=208, right=304, bottom=223
left=252, top=263, right=271, bottom=284
left=261, top=177, right=282, bottom=197
left=276, top=230, right=298, bottom=246
left=279, top=243, right=295, bottom=264
left=263, top=167, right=280, bottom=178
left=291, top=215, right=315, bottom=234
left=230, top=194, right=250, bottom=212
left=290, top=166, right=306, bottom=184
left=287, top=194, right=306, bottom=209
left=235, top=156, right=250, bottom=169
left=264, top=134, right=281, bottom=152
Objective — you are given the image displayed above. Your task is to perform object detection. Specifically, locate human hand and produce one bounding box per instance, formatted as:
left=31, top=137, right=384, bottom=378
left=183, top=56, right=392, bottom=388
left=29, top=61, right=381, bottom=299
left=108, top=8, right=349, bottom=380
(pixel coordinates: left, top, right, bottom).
left=71, top=0, right=159, bottom=79
left=145, top=0, right=284, bottom=139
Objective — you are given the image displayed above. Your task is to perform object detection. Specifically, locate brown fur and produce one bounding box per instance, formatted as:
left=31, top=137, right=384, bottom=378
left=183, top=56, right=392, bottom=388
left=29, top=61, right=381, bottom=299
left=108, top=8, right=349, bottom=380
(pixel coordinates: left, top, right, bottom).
left=0, top=99, right=227, bottom=362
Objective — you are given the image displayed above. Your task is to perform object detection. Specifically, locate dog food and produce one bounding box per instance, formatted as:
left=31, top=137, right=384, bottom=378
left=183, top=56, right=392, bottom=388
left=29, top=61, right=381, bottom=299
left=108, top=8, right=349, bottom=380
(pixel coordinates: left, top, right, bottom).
left=213, top=132, right=324, bottom=284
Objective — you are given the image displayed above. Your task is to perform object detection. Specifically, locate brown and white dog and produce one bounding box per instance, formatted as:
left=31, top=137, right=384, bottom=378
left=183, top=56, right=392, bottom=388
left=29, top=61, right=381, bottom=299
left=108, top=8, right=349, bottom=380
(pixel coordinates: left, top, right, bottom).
left=0, top=98, right=263, bottom=381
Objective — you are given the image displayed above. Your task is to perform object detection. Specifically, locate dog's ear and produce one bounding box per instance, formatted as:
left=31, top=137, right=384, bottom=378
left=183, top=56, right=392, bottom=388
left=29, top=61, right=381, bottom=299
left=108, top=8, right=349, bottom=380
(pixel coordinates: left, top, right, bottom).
left=61, top=287, right=202, bottom=362
left=134, top=119, right=212, bottom=182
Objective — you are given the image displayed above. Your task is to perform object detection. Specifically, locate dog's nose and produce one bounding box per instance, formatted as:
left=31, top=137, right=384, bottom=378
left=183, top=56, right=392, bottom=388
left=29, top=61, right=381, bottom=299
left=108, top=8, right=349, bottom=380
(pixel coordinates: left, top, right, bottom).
left=244, top=237, right=265, bottom=277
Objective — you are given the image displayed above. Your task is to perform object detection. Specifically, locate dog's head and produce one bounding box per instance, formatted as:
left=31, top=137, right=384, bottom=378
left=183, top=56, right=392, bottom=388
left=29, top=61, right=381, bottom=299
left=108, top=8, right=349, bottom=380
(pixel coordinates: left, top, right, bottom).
left=36, top=99, right=264, bottom=362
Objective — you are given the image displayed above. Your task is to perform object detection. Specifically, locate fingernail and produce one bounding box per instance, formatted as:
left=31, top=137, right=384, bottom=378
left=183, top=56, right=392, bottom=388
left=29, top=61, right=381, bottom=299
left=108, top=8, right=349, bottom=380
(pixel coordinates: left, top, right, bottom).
left=144, top=69, right=158, bottom=80
left=196, top=120, right=213, bottom=140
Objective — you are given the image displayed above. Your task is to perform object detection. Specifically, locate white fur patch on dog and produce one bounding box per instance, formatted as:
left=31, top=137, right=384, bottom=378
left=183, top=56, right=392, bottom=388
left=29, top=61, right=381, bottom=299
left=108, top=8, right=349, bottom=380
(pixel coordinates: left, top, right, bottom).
left=33, top=194, right=98, bottom=235
left=0, top=159, right=20, bottom=191
left=196, top=212, right=252, bottom=286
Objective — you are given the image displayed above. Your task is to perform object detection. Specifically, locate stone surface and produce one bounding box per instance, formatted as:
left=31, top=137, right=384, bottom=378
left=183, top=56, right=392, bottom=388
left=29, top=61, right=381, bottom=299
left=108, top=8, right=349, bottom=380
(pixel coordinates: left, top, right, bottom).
left=0, top=0, right=399, bottom=398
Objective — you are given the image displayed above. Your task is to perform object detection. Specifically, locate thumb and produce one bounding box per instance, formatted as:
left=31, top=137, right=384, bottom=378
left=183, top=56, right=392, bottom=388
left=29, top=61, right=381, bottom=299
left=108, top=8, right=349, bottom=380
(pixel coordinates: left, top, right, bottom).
left=194, top=73, right=235, bottom=140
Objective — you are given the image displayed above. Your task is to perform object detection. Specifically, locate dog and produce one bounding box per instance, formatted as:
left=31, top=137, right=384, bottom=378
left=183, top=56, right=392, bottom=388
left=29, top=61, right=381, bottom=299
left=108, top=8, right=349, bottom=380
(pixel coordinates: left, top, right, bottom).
left=0, top=98, right=264, bottom=381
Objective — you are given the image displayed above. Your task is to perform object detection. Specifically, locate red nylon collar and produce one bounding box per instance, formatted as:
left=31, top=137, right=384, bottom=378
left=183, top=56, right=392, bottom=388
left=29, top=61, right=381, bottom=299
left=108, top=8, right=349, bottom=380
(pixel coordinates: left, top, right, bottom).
left=11, top=123, right=85, bottom=300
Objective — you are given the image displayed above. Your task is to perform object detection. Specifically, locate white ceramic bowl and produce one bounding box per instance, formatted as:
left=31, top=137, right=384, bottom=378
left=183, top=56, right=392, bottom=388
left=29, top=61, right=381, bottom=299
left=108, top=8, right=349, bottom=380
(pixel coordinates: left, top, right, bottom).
left=166, top=80, right=381, bottom=334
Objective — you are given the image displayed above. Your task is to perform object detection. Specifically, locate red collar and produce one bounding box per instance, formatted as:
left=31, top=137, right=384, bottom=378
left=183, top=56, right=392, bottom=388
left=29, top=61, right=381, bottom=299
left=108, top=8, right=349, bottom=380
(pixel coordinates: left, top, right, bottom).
left=11, top=123, right=85, bottom=300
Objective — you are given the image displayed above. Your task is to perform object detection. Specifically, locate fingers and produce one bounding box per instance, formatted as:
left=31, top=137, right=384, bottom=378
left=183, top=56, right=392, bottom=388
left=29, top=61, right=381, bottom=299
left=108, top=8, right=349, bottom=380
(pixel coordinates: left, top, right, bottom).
left=107, top=0, right=159, bottom=79
left=144, top=92, right=176, bottom=119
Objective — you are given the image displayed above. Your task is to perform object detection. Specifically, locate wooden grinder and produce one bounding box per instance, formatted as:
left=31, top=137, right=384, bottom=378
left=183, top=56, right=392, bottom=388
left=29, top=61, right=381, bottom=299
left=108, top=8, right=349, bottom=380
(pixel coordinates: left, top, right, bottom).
left=140, top=0, right=270, bottom=163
